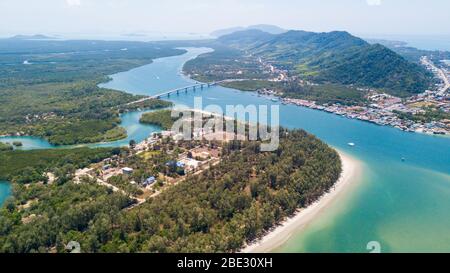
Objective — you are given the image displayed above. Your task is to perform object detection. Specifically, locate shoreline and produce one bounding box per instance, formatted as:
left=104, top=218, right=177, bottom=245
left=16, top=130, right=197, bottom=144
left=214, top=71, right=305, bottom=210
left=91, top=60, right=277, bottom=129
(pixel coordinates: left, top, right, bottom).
left=215, top=81, right=449, bottom=137
left=241, top=149, right=362, bottom=253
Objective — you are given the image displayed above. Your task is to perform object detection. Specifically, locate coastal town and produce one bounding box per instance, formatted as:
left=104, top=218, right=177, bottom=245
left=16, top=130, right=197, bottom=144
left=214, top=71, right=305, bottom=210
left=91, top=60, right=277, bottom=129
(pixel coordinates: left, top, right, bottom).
left=254, top=56, right=450, bottom=136
left=70, top=122, right=235, bottom=210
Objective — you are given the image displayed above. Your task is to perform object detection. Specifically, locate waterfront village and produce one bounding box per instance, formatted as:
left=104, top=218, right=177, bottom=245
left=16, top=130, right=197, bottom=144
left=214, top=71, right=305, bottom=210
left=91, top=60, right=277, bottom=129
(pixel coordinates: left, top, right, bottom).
left=255, top=56, right=450, bottom=136
left=71, top=124, right=240, bottom=209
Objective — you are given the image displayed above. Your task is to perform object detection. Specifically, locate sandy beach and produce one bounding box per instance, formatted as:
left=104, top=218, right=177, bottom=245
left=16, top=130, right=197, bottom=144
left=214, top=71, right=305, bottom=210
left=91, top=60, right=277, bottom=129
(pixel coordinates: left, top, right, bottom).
left=242, top=149, right=362, bottom=253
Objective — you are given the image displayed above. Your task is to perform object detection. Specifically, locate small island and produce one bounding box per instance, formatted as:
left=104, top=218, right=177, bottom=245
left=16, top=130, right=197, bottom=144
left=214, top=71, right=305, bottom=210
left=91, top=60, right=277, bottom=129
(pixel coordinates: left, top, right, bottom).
left=12, top=141, right=22, bottom=147
left=139, top=110, right=179, bottom=130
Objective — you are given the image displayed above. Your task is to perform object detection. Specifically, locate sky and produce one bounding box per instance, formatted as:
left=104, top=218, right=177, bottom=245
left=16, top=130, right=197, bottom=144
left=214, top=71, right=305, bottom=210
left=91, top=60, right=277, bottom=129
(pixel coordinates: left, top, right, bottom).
left=0, top=0, right=449, bottom=38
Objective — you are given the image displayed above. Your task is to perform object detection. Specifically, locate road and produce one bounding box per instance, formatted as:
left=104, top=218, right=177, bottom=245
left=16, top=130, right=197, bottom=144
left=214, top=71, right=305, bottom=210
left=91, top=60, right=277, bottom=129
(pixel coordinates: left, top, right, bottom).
left=421, top=56, right=450, bottom=95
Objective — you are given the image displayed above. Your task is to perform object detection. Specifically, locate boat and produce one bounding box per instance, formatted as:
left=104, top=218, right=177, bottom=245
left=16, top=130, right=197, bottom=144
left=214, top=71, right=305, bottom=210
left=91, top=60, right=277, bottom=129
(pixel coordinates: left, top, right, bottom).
left=348, top=142, right=355, bottom=147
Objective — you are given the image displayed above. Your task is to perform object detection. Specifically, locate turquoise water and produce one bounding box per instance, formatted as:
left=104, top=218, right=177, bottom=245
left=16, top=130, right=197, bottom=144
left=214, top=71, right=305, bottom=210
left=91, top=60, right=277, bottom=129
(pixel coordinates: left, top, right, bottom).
left=0, top=110, right=161, bottom=151
left=0, top=181, right=11, bottom=206
left=99, top=47, right=213, bottom=95
left=0, top=136, right=54, bottom=150
left=1, top=48, right=450, bottom=253
left=85, top=110, right=162, bottom=149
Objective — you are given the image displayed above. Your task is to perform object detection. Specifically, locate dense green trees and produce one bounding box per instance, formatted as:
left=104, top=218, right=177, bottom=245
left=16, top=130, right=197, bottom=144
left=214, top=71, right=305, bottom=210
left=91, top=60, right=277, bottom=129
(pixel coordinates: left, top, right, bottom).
left=0, top=81, right=172, bottom=145
left=193, top=29, right=432, bottom=96
left=0, top=142, right=13, bottom=151
left=139, top=110, right=179, bottom=130
left=208, top=79, right=368, bottom=106
left=0, top=147, right=120, bottom=181
left=283, top=83, right=368, bottom=106
left=0, top=129, right=342, bottom=253
left=0, top=182, right=133, bottom=253
left=220, top=80, right=283, bottom=92
left=311, top=44, right=432, bottom=96
left=0, top=39, right=180, bottom=145
left=183, top=45, right=268, bottom=82
left=394, top=107, right=450, bottom=123
left=0, top=39, right=185, bottom=87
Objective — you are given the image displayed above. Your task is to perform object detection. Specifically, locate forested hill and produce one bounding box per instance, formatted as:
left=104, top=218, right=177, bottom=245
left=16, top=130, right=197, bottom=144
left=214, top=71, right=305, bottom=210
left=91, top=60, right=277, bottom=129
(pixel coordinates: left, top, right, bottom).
left=218, top=30, right=432, bottom=95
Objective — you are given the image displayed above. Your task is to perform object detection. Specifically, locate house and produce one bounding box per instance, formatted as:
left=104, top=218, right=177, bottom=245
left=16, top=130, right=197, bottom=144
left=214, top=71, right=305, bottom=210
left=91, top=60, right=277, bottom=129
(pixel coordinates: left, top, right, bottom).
left=166, top=160, right=176, bottom=167
left=191, top=150, right=211, bottom=160
left=179, top=158, right=200, bottom=172
left=173, top=133, right=185, bottom=141
left=122, top=167, right=133, bottom=175
left=176, top=161, right=185, bottom=168
left=143, top=176, right=156, bottom=187
left=161, top=131, right=174, bottom=138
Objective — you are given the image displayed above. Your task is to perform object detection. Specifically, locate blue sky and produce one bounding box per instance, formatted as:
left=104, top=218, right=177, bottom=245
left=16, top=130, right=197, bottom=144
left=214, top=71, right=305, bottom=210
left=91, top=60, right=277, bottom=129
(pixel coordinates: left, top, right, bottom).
left=0, top=0, right=449, bottom=37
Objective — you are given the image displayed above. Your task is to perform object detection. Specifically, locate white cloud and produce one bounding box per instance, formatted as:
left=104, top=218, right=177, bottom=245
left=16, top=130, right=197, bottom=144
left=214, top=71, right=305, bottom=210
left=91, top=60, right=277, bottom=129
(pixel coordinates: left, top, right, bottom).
left=66, top=0, right=81, bottom=7
left=366, top=0, right=382, bottom=6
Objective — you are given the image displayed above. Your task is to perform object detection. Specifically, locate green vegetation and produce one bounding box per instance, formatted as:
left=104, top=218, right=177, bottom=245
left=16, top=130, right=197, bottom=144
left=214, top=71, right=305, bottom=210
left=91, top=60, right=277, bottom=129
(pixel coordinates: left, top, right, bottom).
left=309, top=44, right=432, bottom=96
left=0, top=142, right=13, bottom=152
left=118, top=99, right=172, bottom=113
left=0, top=82, right=166, bottom=145
left=220, top=80, right=282, bottom=91
left=139, top=110, right=179, bottom=130
left=183, top=45, right=267, bottom=82
left=216, top=30, right=432, bottom=95
left=0, top=39, right=182, bottom=145
left=217, top=80, right=368, bottom=106
left=0, top=147, right=120, bottom=182
left=34, top=118, right=126, bottom=146
left=394, top=107, right=450, bottom=123
left=0, top=39, right=185, bottom=87
left=0, top=181, right=133, bottom=253
left=0, top=129, right=341, bottom=253
left=107, top=175, right=143, bottom=196
left=283, top=83, right=368, bottom=106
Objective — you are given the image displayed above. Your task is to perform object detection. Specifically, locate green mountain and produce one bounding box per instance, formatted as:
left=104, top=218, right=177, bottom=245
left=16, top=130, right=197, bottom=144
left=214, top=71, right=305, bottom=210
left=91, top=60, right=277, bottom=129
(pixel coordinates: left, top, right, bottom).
left=218, top=30, right=432, bottom=95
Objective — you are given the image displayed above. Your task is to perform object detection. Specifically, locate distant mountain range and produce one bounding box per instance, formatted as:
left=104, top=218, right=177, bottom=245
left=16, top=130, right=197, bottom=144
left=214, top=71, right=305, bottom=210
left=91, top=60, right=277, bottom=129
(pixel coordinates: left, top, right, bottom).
left=9, top=34, right=55, bottom=40
left=218, top=29, right=432, bottom=95
left=211, top=24, right=287, bottom=37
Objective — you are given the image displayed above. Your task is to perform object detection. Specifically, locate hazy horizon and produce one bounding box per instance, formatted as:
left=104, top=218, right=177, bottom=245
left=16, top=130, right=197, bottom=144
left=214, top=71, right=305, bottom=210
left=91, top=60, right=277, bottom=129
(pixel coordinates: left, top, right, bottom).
left=1, top=0, right=450, bottom=39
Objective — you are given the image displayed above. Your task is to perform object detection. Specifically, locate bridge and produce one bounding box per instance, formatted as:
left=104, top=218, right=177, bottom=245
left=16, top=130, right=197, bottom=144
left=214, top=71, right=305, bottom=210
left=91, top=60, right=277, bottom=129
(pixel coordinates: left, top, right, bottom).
left=151, top=82, right=219, bottom=99
left=126, top=81, right=222, bottom=106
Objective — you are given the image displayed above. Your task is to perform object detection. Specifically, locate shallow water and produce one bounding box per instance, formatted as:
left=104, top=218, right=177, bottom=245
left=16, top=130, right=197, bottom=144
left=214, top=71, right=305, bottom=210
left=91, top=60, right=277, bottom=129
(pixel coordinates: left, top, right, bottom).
left=0, top=181, right=11, bottom=205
